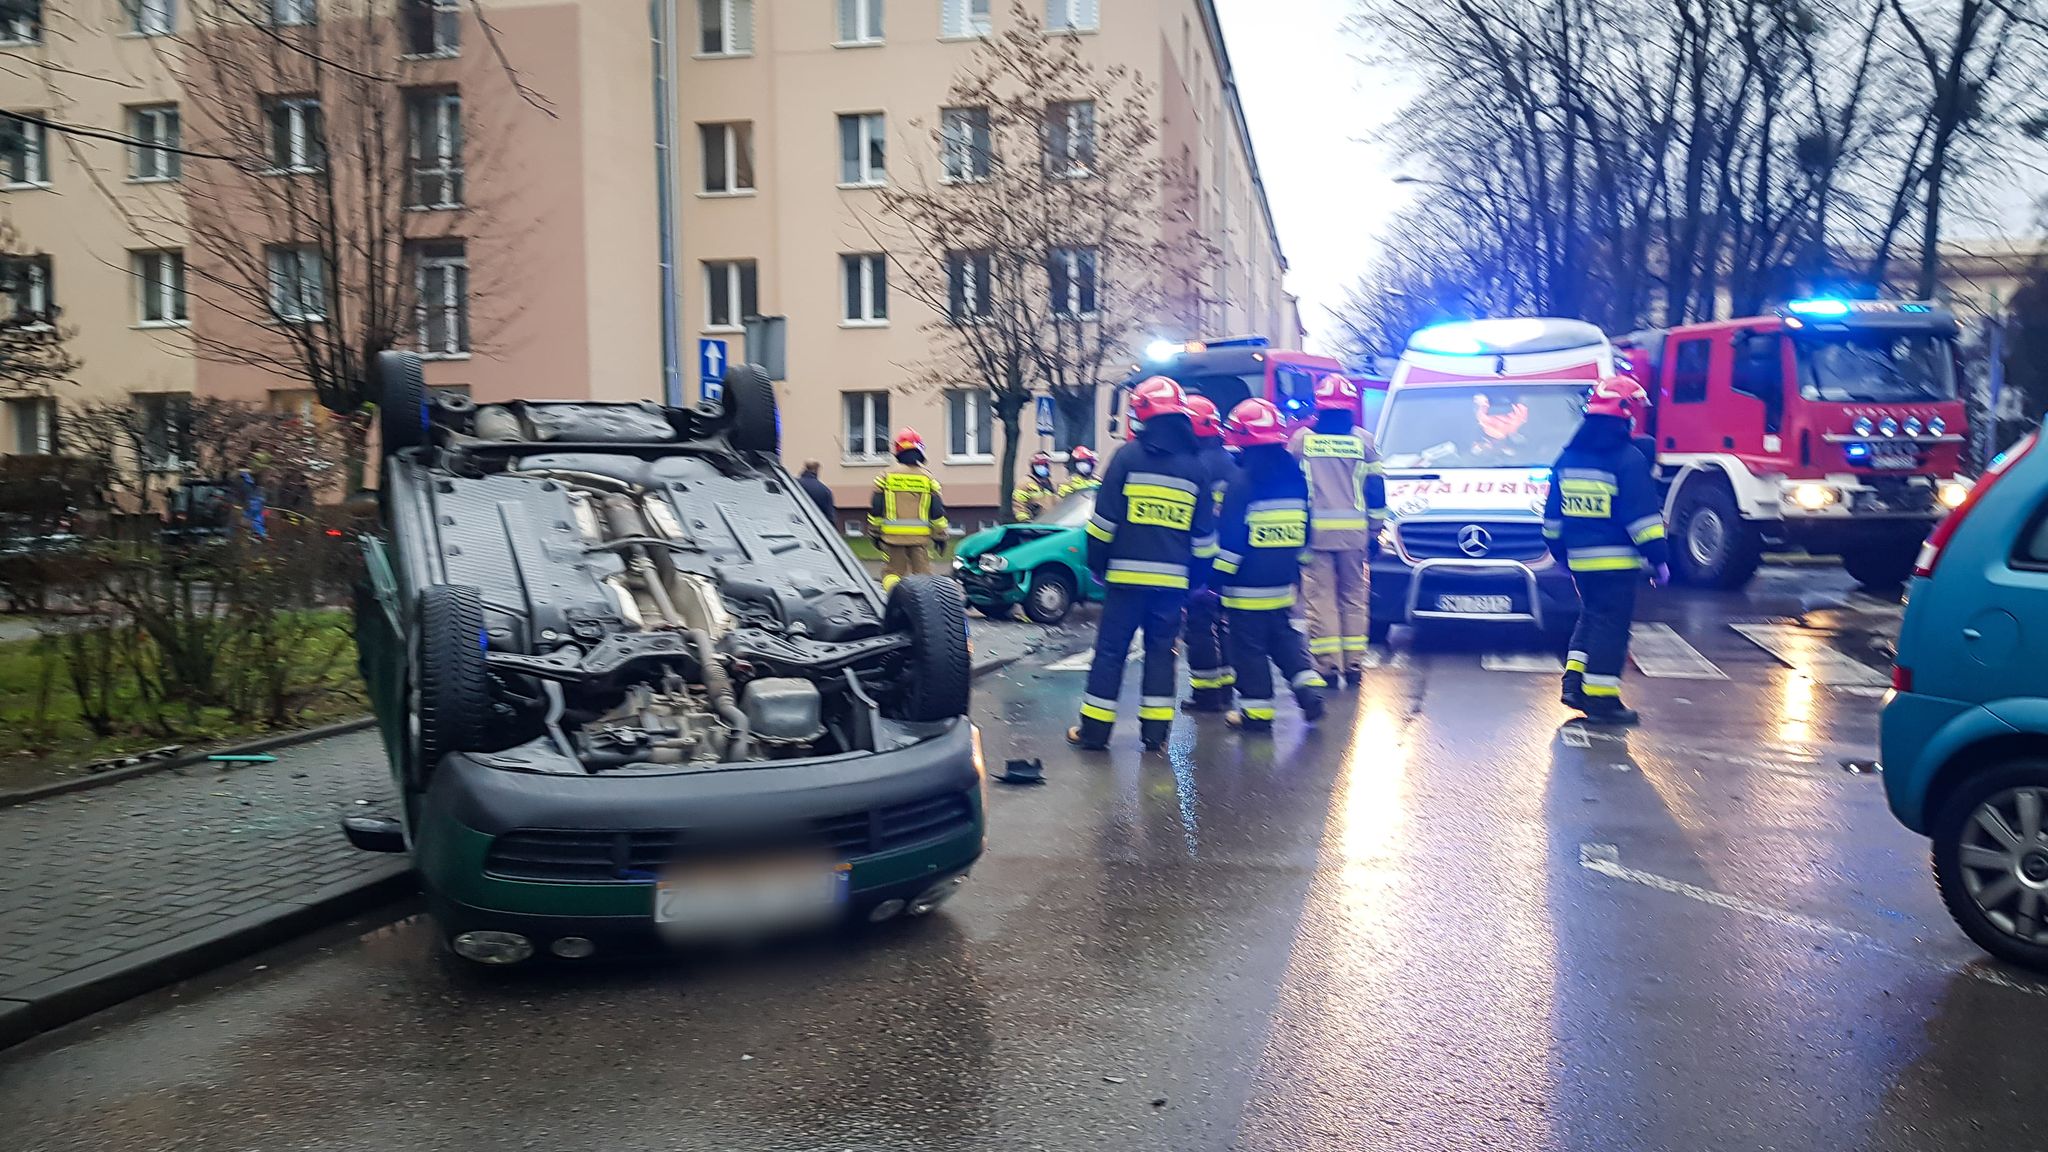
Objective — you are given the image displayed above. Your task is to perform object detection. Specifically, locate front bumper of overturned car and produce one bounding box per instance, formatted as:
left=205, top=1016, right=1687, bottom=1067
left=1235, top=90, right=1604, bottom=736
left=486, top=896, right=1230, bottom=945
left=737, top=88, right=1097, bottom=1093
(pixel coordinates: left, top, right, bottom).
left=952, top=554, right=1030, bottom=608
left=411, top=718, right=987, bottom=937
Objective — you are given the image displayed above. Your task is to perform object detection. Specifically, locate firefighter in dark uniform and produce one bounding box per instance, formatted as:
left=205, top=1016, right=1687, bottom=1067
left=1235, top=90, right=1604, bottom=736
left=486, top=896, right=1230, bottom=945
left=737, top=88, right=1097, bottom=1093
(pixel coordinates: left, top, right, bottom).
left=1181, top=394, right=1238, bottom=713
left=1068, top=377, right=1217, bottom=752
left=1543, top=377, right=1670, bottom=726
left=1212, top=399, right=1327, bottom=732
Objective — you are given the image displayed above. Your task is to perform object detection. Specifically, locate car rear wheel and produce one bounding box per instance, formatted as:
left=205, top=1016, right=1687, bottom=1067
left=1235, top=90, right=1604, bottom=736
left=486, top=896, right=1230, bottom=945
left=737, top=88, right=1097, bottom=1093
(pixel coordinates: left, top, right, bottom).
left=885, top=576, right=971, bottom=721
left=1932, top=761, right=2048, bottom=972
left=1840, top=541, right=1918, bottom=590
left=413, top=584, right=490, bottom=783
left=1670, top=481, right=1761, bottom=589
left=724, top=364, right=779, bottom=455
left=376, top=350, right=432, bottom=455
left=1022, top=568, right=1075, bottom=625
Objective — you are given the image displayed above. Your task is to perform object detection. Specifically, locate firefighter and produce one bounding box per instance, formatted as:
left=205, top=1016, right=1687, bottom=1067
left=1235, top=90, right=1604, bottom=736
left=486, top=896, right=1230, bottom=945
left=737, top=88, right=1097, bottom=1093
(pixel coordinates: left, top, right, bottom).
left=1543, top=377, right=1670, bottom=726
left=1014, top=452, right=1056, bottom=520
left=1181, top=394, right=1237, bottom=712
left=867, top=428, right=950, bottom=592
left=1289, top=373, right=1386, bottom=686
left=1068, top=377, right=1217, bottom=752
left=1214, top=399, right=1326, bottom=733
left=1056, top=445, right=1101, bottom=498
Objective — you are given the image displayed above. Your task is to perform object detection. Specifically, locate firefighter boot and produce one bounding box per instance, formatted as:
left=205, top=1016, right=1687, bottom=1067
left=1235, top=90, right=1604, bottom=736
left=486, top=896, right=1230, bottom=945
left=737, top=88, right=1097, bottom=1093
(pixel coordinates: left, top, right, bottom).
left=1224, top=709, right=1273, bottom=735
left=1291, top=669, right=1327, bottom=723
left=1580, top=697, right=1641, bottom=727
left=1561, top=670, right=1588, bottom=711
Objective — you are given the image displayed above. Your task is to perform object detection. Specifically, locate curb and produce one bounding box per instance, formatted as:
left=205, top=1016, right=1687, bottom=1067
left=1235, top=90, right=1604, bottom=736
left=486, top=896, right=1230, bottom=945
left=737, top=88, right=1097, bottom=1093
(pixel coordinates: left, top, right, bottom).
left=0, top=716, right=380, bottom=810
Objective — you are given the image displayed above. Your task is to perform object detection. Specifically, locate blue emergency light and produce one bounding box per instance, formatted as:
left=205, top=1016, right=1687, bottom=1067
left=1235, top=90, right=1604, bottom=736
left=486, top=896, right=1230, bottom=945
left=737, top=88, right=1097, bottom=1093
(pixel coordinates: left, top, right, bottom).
left=1786, top=298, right=1851, bottom=317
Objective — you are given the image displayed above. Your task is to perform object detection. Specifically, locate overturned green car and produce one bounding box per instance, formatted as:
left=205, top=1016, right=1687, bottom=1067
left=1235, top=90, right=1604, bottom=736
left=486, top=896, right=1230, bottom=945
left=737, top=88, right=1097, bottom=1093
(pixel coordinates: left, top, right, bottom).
left=951, top=491, right=1103, bottom=625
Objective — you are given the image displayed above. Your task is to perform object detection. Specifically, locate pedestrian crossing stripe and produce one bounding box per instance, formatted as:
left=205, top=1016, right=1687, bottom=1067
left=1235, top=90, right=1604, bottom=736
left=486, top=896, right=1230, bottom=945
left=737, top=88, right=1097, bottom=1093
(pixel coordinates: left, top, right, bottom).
left=1731, top=623, right=1890, bottom=687
left=1481, top=652, right=1563, bottom=673
left=1354, top=648, right=1407, bottom=670
left=1629, top=622, right=1728, bottom=680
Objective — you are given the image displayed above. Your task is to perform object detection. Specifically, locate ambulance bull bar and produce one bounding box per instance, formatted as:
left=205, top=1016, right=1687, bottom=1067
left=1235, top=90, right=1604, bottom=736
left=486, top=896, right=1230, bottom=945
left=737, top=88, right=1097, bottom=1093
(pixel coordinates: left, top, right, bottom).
left=1403, top=558, right=1549, bottom=629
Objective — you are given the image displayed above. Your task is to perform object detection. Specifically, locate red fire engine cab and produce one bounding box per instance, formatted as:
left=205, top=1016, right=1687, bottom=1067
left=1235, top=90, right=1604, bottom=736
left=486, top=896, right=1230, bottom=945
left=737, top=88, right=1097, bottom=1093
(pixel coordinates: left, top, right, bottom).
left=1614, top=299, right=1972, bottom=589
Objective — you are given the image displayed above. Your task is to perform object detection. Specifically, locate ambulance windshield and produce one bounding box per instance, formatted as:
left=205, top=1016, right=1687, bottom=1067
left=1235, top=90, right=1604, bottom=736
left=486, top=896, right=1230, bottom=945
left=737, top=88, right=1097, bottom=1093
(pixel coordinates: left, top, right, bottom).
left=1795, top=332, right=1956, bottom=403
left=1379, top=383, right=1588, bottom=469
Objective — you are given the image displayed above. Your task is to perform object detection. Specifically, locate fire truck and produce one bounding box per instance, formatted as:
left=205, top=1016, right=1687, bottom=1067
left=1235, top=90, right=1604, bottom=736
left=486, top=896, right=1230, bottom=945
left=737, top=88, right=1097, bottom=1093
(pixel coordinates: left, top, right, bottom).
left=1614, top=299, right=1973, bottom=589
left=1117, top=336, right=1374, bottom=430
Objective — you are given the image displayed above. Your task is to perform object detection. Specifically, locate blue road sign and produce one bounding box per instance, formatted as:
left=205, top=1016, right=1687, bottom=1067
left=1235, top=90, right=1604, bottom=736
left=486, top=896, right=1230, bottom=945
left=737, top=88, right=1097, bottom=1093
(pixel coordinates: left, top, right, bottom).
left=699, top=338, right=728, bottom=403
left=1035, top=395, right=1055, bottom=436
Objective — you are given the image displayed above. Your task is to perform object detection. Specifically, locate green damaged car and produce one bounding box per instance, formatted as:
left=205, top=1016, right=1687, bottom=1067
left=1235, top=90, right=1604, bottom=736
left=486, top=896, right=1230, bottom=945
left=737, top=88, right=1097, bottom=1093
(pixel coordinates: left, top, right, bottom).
left=951, top=491, right=1103, bottom=624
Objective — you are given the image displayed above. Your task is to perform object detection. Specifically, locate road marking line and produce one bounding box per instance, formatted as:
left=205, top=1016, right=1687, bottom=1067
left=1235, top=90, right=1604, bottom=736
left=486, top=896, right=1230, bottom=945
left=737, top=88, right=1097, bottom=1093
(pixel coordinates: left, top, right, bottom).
left=1045, top=652, right=1093, bottom=672
left=1630, top=623, right=1729, bottom=680
left=1481, top=652, right=1563, bottom=673
left=1731, top=623, right=1890, bottom=687
left=1356, top=648, right=1408, bottom=670
left=1578, top=843, right=2048, bottom=998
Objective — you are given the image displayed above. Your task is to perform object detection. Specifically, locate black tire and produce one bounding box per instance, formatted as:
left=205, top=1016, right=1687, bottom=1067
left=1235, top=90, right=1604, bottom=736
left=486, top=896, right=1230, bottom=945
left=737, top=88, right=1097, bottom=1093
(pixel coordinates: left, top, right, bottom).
left=376, top=350, right=431, bottom=455
left=1931, top=760, right=2048, bottom=971
left=1021, top=567, right=1076, bottom=625
left=414, top=584, right=489, bottom=780
left=1841, top=542, right=1918, bottom=590
left=885, top=575, right=971, bottom=721
left=1670, top=480, right=1762, bottom=589
left=724, top=363, right=779, bottom=454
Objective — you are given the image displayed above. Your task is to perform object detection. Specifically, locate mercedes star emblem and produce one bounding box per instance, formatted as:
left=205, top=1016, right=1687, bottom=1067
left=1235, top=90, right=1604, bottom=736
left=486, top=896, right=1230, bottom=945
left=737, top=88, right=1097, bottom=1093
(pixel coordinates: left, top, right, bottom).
left=1458, top=524, right=1492, bottom=557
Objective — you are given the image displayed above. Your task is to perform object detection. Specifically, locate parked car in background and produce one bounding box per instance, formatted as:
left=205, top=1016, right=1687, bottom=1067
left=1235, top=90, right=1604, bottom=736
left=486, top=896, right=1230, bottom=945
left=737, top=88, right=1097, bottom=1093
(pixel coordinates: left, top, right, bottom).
left=951, top=490, right=1103, bottom=624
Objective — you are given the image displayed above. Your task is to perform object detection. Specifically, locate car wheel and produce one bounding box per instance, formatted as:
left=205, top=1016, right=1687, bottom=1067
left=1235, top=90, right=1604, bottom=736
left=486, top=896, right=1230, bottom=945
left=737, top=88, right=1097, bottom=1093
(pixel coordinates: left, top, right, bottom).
left=1022, top=568, right=1075, bottom=625
left=884, top=576, right=971, bottom=721
left=1841, top=542, right=1917, bottom=590
left=376, top=350, right=432, bottom=455
left=1670, top=480, right=1761, bottom=589
left=415, top=584, right=490, bottom=777
left=724, top=363, right=779, bottom=455
left=1932, top=761, right=2048, bottom=971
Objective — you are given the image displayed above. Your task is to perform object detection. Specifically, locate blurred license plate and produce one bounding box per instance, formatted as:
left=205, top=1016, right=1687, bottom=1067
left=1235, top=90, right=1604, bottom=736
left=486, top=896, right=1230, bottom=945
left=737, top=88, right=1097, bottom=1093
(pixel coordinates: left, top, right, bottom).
left=655, top=858, right=850, bottom=935
left=1436, top=594, right=1513, bottom=614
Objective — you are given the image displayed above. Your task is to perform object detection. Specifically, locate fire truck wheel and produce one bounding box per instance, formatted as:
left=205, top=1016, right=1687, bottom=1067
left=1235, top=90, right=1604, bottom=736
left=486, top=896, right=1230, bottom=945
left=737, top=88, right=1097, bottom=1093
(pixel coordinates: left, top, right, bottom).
left=1840, top=542, right=1917, bottom=590
left=1671, top=481, right=1762, bottom=590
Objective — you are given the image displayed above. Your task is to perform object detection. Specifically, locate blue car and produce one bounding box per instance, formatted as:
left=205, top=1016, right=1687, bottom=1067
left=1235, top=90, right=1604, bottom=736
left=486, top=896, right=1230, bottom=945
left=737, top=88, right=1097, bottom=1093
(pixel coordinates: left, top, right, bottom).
left=1881, top=427, right=2048, bottom=968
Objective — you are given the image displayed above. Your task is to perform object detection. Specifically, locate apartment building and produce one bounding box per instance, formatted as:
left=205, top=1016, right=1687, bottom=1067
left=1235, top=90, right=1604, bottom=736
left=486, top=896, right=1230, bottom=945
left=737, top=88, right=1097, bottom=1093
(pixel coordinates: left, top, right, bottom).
left=674, top=0, right=1299, bottom=524
left=0, top=0, right=661, bottom=464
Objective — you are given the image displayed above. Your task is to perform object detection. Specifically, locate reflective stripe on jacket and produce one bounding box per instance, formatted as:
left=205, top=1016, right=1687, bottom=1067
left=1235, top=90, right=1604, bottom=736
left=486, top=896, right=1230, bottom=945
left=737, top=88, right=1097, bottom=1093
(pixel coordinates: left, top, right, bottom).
left=1542, top=440, right=1668, bottom=573
left=1085, top=436, right=1216, bottom=590
left=1288, top=428, right=1386, bottom=552
left=1212, top=460, right=1311, bottom=611
left=868, top=465, right=949, bottom=543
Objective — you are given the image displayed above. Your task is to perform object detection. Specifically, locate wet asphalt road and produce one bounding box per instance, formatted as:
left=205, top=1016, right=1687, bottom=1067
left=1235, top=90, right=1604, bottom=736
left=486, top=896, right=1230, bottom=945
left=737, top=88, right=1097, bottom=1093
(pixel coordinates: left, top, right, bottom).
left=4, top=568, right=2044, bottom=1152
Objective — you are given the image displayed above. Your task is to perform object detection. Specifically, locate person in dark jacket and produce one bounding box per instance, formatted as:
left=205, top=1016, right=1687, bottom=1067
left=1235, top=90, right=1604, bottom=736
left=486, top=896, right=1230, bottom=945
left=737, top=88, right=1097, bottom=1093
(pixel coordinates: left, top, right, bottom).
left=1212, top=399, right=1326, bottom=732
left=1069, top=377, right=1218, bottom=752
left=1181, top=394, right=1238, bottom=712
left=1542, top=377, right=1670, bottom=726
left=798, top=460, right=836, bottom=524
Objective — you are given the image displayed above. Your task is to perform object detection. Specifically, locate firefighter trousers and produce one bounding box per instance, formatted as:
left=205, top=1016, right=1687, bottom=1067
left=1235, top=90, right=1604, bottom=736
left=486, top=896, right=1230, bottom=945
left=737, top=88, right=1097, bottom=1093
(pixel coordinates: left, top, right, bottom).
left=1077, top=586, right=1187, bottom=747
left=1225, top=607, right=1325, bottom=731
left=1563, top=569, right=1639, bottom=707
left=1182, top=589, right=1233, bottom=710
left=879, top=541, right=932, bottom=591
left=1301, top=549, right=1370, bottom=673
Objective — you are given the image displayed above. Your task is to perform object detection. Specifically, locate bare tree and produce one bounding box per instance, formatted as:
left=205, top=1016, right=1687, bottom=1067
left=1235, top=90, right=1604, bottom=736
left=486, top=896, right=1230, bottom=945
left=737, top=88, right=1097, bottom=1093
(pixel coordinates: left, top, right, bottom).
left=0, top=217, right=78, bottom=400
left=866, top=3, right=1215, bottom=520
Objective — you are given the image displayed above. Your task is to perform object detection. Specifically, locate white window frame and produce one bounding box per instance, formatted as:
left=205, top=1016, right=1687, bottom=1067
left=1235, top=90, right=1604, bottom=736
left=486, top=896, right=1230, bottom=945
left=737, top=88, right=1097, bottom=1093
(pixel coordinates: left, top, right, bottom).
left=941, top=0, right=990, bottom=39
left=842, top=390, right=891, bottom=463
left=838, top=112, right=886, bottom=187
left=699, top=121, right=754, bottom=195
left=266, top=244, right=326, bottom=323
left=266, top=96, right=324, bottom=174
left=704, top=259, right=756, bottom=331
left=697, top=0, right=753, bottom=56
left=945, top=388, right=994, bottom=463
left=127, top=104, right=180, bottom=182
left=6, top=396, right=51, bottom=455
left=3, top=255, right=50, bottom=326
left=1049, top=245, right=1098, bottom=318
left=269, top=0, right=314, bottom=26
left=0, top=2, right=40, bottom=45
left=1045, top=99, right=1096, bottom=179
left=835, top=0, right=882, bottom=45
left=133, top=249, right=187, bottom=326
left=2, top=114, right=45, bottom=187
left=841, top=252, right=887, bottom=326
left=413, top=241, right=469, bottom=359
left=136, top=392, right=190, bottom=472
left=1046, top=0, right=1097, bottom=32
left=399, top=0, right=459, bottom=56
left=406, top=89, right=463, bottom=209
left=128, top=0, right=174, bottom=36
left=940, top=106, right=991, bottom=184
left=947, top=251, right=992, bottom=324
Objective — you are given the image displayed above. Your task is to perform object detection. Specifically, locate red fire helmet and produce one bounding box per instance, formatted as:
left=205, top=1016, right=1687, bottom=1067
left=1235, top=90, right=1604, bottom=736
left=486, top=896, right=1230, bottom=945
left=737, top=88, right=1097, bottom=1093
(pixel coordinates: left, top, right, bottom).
left=891, top=427, right=926, bottom=455
left=1585, top=376, right=1649, bottom=421
left=1128, top=376, right=1193, bottom=427
left=1224, top=398, right=1290, bottom=449
left=1313, top=373, right=1361, bottom=410
left=1185, top=394, right=1223, bottom=440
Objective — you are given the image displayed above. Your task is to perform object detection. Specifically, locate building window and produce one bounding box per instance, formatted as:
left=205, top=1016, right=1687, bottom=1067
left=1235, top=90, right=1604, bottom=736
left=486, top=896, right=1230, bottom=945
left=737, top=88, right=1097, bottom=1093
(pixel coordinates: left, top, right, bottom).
left=836, top=0, right=881, bottom=43
left=704, top=259, right=756, bottom=330
left=941, top=0, right=989, bottom=38
left=1049, top=246, right=1098, bottom=317
left=400, top=0, right=458, bottom=54
left=940, top=106, right=991, bottom=183
left=126, top=105, right=181, bottom=182
left=412, top=240, right=468, bottom=357
left=266, top=245, right=325, bottom=322
left=5, top=396, right=51, bottom=455
left=1, top=114, right=45, bottom=186
left=0, top=2, right=40, bottom=44
left=698, top=0, right=752, bottom=55
left=946, top=389, right=993, bottom=461
left=133, top=250, right=187, bottom=325
left=842, top=391, right=891, bottom=461
left=838, top=113, right=885, bottom=186
left=842, top=253, right=887, bottom=324
left=699, top=121, right=754, bottom=193
left=1046, top=0, right=1097, bottom=31
left=947, top=251, right=992, bottom=323
left=405, top=89, right=462, bottom=208
left=269, top=0, right=314, bottom=25
left=1, top=254, right=50, bottom=324
left=265, top=96, right=325, bottom=173
left=136, top=392, right=191, bottom=471
left=127, top=0, right=174, bottom=36
left=1045, top=100, right=1096, bottom=178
